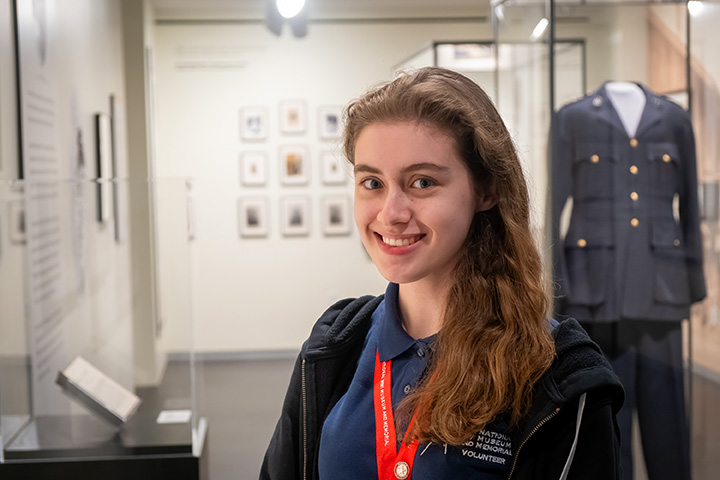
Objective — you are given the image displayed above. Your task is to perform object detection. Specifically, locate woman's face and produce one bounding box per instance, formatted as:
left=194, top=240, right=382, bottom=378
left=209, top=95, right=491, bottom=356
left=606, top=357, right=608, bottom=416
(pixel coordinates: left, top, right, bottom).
left=353, top=121, right=494, bottom=289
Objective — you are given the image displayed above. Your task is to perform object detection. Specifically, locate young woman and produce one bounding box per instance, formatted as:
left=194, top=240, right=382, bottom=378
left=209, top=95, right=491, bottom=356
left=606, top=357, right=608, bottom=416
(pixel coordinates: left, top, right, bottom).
left=260, top=67, right=624, bottom=480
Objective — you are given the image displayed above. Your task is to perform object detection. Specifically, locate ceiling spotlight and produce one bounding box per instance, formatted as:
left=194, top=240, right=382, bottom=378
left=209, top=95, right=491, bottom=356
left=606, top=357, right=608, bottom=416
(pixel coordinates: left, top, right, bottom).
left=265, top=0, right=308, bottom=37
left=494, top=4, right=505, bottom=22
left=688, top=1, right=704, bottom=16
left=530, top=18, right=549, bottom=42
left=276, top=0, right=306, bottom=19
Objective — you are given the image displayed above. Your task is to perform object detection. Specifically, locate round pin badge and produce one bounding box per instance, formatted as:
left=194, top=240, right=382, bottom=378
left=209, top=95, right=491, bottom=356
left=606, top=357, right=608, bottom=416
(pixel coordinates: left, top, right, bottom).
left=394, top=461, right=410, bottom=480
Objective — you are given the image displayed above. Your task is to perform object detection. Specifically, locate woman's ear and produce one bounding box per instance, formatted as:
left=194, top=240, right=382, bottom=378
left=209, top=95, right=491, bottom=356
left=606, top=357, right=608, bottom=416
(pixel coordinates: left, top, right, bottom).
left=475, top=178, right=498, bottom=212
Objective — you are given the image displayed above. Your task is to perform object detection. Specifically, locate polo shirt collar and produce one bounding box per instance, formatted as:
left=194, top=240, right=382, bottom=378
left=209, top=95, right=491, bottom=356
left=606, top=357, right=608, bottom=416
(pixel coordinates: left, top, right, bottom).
left=377, top=283, right=420, bottom=362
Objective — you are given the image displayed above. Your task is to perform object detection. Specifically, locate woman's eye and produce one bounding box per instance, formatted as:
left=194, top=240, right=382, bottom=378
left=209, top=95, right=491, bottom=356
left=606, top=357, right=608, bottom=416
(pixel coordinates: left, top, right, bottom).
left=412, top=178, right=434, bottom=189
left=362, top=178, right=382, bottom=190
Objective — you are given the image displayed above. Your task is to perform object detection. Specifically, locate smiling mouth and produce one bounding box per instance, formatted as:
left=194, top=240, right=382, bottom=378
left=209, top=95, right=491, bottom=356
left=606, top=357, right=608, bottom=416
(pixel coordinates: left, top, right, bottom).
left=380, top=234, right=423, bottom=247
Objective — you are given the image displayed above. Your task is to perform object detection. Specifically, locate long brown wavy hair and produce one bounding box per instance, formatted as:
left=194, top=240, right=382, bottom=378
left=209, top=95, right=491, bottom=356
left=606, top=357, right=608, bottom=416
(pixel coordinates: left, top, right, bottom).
left=343, top=67, right=555, bottom=445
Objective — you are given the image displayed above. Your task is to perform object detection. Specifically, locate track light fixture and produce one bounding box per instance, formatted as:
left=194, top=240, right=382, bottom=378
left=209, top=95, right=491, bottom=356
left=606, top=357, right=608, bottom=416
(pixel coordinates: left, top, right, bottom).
left=277, top=0, right=306, bottom=19
left=265, top=0, right=308, bottom=38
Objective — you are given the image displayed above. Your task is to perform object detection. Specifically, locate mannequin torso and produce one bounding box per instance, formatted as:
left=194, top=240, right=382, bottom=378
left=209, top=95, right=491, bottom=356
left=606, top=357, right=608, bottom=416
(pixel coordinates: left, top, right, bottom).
left=605, top=82, right=646, bottom=137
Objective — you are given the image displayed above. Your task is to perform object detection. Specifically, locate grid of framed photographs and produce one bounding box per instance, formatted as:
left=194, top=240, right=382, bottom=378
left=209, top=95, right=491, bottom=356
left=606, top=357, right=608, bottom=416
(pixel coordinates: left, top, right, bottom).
left=237, top=194, right=351, bottom=238
left=237, top=101, right=350, bottom=239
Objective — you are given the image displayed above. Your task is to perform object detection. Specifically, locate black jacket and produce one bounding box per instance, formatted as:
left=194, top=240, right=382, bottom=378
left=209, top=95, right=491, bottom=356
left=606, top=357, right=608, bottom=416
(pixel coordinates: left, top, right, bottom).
left=260, top=295, right=625, bottom=480
left=551, top=83, right=706, bottom=322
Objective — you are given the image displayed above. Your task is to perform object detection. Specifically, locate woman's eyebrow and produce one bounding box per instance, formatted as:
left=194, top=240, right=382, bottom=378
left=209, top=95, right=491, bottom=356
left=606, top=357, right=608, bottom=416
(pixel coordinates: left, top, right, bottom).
left=402, top=162, right=451, bottom=174
left=354, top=162, right=451, bottom=175
left=354, top=164, right=381, bottom=174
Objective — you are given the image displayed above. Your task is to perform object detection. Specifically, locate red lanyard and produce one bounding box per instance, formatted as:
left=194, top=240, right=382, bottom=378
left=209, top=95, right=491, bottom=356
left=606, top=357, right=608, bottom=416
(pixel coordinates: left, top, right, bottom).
left=373, top=350, right=420, bottom=480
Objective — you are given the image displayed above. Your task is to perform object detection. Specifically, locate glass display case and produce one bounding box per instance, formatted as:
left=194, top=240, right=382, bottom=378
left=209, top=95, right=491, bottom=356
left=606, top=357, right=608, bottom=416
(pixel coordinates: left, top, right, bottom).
left=395, top=41, right=499, bottom=102
left=0, top=178, right=206, bottom=479
left=688, top=0, right=720, bottom=383
left=494, top=0, right=720, bottom=478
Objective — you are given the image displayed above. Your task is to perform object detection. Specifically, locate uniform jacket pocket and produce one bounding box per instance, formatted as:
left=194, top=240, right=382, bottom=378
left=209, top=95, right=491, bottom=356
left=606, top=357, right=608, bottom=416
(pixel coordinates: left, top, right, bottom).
left=573, top=143, right=618, bottom=201
left=647, top=143, right=681, bottom=196
left=564, top=222, right=614, bottom=306
left=651, top=218, right=690, bottom=305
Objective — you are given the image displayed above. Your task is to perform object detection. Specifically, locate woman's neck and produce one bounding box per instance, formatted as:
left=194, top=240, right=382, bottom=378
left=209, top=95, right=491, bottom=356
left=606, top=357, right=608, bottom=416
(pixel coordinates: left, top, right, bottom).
left=397, top=281, right=449, bottom=339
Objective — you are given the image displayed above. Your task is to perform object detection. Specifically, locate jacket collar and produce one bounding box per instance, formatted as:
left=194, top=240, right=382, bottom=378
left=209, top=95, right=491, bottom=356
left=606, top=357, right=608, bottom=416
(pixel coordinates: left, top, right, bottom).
left=589, top=82, right=665, bottom=138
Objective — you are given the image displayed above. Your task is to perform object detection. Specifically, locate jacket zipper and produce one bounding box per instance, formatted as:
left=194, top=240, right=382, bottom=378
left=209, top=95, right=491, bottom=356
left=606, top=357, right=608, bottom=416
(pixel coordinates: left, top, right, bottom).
left=302, top=358, right=308, bottom=480
left=507, top=407, right=560, bottom=479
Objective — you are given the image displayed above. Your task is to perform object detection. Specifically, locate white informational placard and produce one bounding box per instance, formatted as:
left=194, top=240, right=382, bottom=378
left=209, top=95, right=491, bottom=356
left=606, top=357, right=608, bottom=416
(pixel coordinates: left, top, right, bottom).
left=56, top=356, right=141, bottom=425
left=156, top=409, right=192, bottom=425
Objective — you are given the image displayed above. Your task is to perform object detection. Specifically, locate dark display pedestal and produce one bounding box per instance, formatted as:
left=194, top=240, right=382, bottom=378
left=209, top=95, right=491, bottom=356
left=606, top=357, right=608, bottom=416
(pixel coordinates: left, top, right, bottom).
left=0, top=413, right=208, bottom=480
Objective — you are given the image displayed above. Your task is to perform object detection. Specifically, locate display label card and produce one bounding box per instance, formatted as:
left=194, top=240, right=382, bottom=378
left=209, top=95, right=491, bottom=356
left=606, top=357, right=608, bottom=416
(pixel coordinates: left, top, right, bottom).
left=156, top=409, right=192, bottom=424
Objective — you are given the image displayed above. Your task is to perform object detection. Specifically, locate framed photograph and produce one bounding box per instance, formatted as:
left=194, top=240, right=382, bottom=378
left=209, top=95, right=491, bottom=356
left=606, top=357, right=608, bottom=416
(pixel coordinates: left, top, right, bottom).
left=321, top=195, right=352, bottom=236
left=238, top=197, right=269, bottom=238
left=240, top=151, right=268, bottom=186
left=320, top=151, right=347, bottom=185
left=9, top=200, right=26, bottom=244
left=95, top=113, right=112, bottom=223
left=279, top=145, right=310, bottom=185
left=318, top=106, right=343, bottom=139
left=280, top=196, right=311, bottom=237
left=279, top=100, right=306, bottom=134
left=240, top=107, right=268, bottom=140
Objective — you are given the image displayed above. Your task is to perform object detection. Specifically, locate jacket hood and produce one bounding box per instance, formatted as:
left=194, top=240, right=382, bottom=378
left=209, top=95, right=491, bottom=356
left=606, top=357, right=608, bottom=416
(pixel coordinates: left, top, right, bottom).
left=544, top=318, right=624, bottom=411
left=508, top=317, right=624, bottom=455
left=304, top=295, right=384, bottom=356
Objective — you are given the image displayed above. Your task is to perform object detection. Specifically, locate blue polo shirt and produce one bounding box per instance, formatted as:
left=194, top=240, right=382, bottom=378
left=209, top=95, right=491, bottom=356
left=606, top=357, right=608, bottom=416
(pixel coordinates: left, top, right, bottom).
left=318, top=283, right=513, bottom=480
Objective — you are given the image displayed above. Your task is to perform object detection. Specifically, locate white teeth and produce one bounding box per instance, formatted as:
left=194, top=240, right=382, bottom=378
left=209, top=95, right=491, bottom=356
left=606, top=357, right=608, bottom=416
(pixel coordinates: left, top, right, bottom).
left=382, top=236, right=418, bottom=247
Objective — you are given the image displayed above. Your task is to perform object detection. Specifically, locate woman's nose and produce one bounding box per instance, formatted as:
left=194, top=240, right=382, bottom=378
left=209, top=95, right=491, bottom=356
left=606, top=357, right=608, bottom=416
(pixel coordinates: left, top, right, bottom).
left=377, top=189, right=412, bottom=226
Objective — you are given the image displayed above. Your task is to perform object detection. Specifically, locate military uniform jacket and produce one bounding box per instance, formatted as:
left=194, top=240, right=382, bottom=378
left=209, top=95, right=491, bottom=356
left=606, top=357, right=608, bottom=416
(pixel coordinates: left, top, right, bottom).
left=551, top=83, right=706, bottom=322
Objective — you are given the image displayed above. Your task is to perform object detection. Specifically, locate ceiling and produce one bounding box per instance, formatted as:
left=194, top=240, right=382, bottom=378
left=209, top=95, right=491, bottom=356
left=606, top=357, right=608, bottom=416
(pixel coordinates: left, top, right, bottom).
left=149, top=0, right=491, bottom=21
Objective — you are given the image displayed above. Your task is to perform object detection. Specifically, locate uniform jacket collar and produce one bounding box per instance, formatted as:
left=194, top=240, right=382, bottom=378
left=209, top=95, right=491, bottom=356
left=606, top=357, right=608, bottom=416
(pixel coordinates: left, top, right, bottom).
left=589, top=82, right=665, bottom=138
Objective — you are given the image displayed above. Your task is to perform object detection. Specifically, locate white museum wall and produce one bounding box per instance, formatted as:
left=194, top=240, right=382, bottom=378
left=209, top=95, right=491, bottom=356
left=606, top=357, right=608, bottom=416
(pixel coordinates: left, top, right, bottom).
left=0, top=0, right=133, bottom=414
left=688, top=1, right=720, bottom=375
left=152, top=18, right=492, bottom=352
